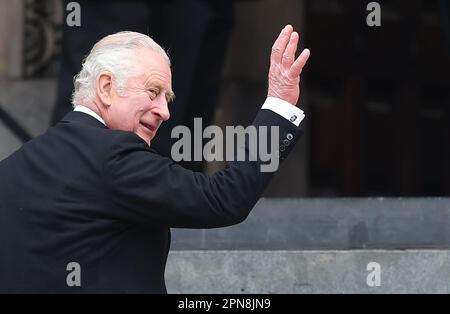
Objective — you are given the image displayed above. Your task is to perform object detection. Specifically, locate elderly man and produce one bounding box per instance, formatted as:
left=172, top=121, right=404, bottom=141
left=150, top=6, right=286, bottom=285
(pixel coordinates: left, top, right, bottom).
left=0, top=26, right=309, bottom=293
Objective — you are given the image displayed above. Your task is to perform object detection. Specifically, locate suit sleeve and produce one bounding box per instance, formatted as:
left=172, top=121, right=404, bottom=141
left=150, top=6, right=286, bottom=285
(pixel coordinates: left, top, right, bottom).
left=104, top=109, right=303, bottom=228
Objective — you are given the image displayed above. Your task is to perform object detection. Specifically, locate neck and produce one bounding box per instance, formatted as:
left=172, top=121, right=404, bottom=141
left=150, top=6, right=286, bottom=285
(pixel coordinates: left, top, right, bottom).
left=80, top=101, right=101, bottom=116
left=77, top=100, right=108, bottom=126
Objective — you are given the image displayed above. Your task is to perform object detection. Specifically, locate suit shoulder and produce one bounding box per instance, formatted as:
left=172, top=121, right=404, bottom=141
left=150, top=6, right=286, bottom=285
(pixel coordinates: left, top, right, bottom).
left=107, top=130, right=149, bottom=148
left=103, top=130, right=157, bottom=161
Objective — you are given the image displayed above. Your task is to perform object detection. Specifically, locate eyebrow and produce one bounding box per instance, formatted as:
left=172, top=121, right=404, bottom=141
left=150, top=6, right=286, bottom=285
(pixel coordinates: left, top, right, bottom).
left=166, top=90, right=176, bottom=103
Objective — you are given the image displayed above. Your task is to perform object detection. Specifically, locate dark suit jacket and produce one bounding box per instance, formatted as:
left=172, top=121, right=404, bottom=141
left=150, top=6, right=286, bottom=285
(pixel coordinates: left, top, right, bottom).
left=0, top=109, right=302, bottom=293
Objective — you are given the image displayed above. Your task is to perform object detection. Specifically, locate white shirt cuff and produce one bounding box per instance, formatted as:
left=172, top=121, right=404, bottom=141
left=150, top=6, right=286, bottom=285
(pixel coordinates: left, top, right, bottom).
left=261, top=97, right=305, bottom=127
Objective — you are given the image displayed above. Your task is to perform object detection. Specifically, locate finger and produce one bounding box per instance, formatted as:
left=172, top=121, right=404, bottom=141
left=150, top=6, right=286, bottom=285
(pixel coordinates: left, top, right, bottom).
left=289, top=48, right=310, bottom=79
left=271, top=25, right=293, bottom=65
left=282, top=31, right=299, bottom=69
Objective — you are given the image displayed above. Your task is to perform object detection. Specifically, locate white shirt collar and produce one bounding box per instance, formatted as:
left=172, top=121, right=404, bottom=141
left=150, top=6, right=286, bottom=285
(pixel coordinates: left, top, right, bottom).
left=73, top=105, right=152, bottom=147
left=73, top=105, right=106, bottom=126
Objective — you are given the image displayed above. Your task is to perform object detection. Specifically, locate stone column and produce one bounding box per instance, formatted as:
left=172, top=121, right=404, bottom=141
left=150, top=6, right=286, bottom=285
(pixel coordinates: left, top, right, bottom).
left=0, top=0, right=24, bottom=79
left=208, top=0, right=309, bottom=196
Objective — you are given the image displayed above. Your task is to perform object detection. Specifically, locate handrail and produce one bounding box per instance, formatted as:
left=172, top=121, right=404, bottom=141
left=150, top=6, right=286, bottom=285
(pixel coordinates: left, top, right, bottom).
left=0, top=104, right=33, bottom=143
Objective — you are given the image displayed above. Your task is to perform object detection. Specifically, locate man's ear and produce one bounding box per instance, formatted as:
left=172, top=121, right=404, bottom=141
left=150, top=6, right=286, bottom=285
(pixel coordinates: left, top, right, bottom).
left=96, top=71, right=113, bottom=107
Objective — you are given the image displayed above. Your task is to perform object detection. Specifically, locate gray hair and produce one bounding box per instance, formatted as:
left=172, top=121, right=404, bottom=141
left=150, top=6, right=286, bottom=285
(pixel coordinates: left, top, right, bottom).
left=71, top=31, right=170, bottom=107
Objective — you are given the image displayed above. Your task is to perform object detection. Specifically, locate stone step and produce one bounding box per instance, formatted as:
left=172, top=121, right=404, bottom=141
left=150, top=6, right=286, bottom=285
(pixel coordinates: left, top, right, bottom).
left=171, top=197, right=450, bottom=250
left=165, top=250, right=450, bottom=293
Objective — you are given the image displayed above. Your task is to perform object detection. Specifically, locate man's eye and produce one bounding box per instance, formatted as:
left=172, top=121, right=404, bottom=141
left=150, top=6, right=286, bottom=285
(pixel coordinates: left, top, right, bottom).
left=148, top=89, right=159, bottom=96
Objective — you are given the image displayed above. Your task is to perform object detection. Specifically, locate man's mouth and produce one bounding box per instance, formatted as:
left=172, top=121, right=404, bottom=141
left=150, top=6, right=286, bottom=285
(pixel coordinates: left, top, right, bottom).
left=140, top=122, right=156, bottom=134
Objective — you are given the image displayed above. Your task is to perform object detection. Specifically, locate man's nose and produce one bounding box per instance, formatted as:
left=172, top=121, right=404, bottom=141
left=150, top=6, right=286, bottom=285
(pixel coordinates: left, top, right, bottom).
left=154, top=101, right=170, bottom=122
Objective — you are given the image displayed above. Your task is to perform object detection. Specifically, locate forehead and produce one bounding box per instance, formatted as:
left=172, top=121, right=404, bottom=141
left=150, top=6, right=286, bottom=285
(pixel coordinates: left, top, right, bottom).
left=136, top=48, right=172, bottom=85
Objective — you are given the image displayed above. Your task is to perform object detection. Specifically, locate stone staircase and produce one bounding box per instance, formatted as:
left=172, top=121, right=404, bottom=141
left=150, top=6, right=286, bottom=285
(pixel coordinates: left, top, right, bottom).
left=167, top=198, right=450, bottom=293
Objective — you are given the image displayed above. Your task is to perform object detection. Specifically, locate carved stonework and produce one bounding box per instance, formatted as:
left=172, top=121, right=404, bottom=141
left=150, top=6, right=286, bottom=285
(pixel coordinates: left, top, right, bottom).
left=23, top=0, right=63, bottom=78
